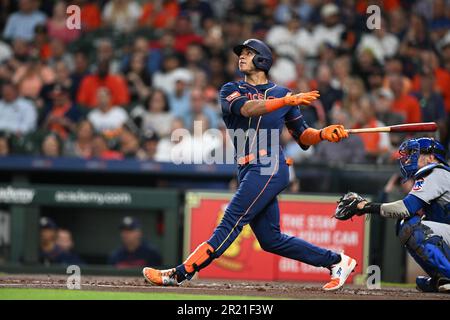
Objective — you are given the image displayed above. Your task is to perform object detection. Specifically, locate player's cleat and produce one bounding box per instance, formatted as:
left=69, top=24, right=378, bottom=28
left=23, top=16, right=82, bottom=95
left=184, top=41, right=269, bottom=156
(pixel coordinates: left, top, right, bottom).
left=142, top=267, right=179, bottom=286
left=416, top=276, right=438, bottom=292
left=322, top=253, right=357, bottom=291
left=437, top=277, right=450, bottom=293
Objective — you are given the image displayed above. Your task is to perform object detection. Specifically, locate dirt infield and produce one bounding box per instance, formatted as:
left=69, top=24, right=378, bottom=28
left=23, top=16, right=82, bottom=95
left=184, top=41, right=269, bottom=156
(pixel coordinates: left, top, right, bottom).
left=0, top=274, right=449, bottom=300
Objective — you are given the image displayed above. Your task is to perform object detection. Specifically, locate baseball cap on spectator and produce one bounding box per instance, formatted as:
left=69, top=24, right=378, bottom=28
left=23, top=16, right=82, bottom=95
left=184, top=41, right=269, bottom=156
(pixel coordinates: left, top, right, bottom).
left=40, top=216, right=58, bottom=230
left=142, top=129, right=160, bottom=143
left=120, top=216, right=141, bottom=230
left=376, top=88, right=394, bottom=100
left=172, top=69, right=193, bottom=84
left=321, top=4, right=339, bottom=18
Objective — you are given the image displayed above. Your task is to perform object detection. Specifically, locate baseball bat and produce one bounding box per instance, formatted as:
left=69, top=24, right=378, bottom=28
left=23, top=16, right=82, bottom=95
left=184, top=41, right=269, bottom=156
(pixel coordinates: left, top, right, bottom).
left=346, top=122, right=437, bottom=134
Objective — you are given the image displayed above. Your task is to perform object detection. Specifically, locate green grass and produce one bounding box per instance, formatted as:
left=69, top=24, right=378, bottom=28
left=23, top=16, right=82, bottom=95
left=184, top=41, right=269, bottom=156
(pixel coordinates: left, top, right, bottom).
left=0, top=288, right=274, bottom=300
left=380, top=282, right=416, bottom=288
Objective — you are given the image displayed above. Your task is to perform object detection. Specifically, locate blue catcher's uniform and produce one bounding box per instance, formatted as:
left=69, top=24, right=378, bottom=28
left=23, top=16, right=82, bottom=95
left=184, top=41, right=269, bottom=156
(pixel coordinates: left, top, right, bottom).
left=175, top=80, right=340, bottom=281
left=399, top=163, right=450, bottom=280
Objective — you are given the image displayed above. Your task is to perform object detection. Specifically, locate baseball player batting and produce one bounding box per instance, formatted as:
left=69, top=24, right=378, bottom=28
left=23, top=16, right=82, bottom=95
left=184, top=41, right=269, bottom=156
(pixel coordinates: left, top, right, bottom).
left=143, top=39, right=357, bottom=291
left=335, top=137, right=450, bottom=293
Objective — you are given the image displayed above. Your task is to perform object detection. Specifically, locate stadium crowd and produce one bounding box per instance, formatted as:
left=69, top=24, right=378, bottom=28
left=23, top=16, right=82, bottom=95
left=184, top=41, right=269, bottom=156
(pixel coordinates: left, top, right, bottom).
left=0, top=0, right=449, bottom=166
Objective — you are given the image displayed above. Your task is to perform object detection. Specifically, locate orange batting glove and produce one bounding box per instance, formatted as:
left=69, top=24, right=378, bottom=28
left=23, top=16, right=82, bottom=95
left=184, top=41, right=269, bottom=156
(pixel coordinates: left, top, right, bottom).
left=284, top=90, right=320, bottom=106
left=320, top=124, right=349, bottom=142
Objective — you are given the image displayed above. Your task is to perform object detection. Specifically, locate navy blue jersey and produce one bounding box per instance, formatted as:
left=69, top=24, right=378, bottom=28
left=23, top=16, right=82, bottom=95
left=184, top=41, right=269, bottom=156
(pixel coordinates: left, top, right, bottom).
left=219, top=80, right=310, bottom=165
left=109, top=243, right=162, bottom=269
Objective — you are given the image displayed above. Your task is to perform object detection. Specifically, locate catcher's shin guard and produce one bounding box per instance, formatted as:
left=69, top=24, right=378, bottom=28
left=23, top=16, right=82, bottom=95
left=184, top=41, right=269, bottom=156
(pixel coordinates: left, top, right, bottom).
left=183, top=242, right=215, bottom=274
left=399, top=218, right=450, bottom=279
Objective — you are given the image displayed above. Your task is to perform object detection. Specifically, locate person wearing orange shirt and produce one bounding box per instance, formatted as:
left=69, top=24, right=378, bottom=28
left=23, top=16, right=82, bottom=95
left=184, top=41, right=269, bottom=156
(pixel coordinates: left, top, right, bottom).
left=139, top=0, right=179, bottom=30
left=350, top=97, right=392, bottom=162
left=389, top=73, right=422, bottom=124
left=77, top=60, right=130, bottom=108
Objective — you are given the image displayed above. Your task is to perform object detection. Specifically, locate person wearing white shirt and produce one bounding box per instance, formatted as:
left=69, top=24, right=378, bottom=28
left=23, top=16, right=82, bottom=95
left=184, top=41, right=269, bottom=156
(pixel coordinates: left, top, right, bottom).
left=102, top=0, right=141, bottom=33
left=0, top=82, right=37, bottom=135
left=310, top=3, right=345, bottom=57
left=2, top=0, right=47, bottom=41
left=88, top=87, right=129, bottom=134
left=357, top=18, right=399, bottom=64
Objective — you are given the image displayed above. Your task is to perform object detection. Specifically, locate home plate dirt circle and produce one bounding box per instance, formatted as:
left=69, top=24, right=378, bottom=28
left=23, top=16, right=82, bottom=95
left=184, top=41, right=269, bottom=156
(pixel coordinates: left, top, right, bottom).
left=0, top=275, right=449, bottom=300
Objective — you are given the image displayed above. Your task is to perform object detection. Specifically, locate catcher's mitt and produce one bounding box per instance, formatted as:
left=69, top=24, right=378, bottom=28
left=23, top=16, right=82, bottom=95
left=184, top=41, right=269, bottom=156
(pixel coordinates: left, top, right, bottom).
left=334, top=192, right=367, bottom=220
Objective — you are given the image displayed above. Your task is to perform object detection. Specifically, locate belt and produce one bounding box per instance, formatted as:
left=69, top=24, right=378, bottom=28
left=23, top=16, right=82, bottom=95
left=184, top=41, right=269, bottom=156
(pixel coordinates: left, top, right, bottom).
left=237, top=149, right=293, bottom=166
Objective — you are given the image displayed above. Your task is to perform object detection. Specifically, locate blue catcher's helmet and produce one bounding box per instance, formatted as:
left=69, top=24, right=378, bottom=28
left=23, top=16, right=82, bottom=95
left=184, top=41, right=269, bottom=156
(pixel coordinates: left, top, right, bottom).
left=233, top=39, right=273, bottom=73
left=398, top=137, right=447, bottom=181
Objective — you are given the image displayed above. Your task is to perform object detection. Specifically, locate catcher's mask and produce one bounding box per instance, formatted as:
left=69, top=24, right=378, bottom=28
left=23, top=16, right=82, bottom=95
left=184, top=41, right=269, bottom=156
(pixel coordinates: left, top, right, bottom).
left=398, top=137, right=447, bottom=181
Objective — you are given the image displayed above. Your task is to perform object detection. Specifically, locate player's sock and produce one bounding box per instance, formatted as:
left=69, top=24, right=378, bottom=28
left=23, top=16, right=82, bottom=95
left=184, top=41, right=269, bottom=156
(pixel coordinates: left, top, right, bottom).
left=175, top=264, right=194, bottom=282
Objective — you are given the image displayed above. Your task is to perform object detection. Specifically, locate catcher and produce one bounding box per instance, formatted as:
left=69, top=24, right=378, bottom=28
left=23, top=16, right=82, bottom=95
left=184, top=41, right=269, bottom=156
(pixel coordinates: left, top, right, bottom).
left=335, top=137, right=450, bottom=293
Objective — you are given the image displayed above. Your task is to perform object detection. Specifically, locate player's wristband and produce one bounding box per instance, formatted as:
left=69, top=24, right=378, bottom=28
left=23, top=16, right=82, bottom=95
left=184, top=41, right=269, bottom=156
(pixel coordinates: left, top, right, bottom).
left=360, top=202, right=382, bottom=215
left=264, top=97, right=286, bottom=112
left=299, top=128, right=322, bottom=146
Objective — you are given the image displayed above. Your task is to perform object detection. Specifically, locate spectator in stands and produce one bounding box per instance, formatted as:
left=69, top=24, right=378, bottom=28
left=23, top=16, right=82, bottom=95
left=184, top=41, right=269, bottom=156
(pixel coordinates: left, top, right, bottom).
left=139, top=0, right=179, bottom=30
left=41, top=133, right=62, bottom=157
left=109, top=216, right=162, bottom=269
left=12, top=54, right=55, bottom=100
left=47, top=38, right=75, bottom=71
left=331, top=55, right=352, bottom=91
left=41, top=84, right=81, bottom=140
left=373, top=88, right=405, bottom=150
left=121, top=36, right=160, bottom=77
left=350, top=97, right=392, bottom=163
left=124, top=52, right=152, bottom=104
left=184, top=87, right=219, bottom=130
left=91, top=134, right=123, bottom=160
left=39, top=60, right=74, bottom=109
left=357, top=17, right=399, bottom=65
left=399, top=13, right=433, bottom=61
left=154, top=117, right=185, bottom=162
left=366, top=65, right=385, bottom=97
left=389, top=73, right=422, bottom=124
left=119, top=127, right=140, bottom=158
left=141, top=89, right=174, bottom=138
left=167, top=69, right=193, bottom=118
left=314, top=105, right=366, bottom=165
left=0, top=134, right=10, bottom=156
left=269, top=49, right=298, bottom=87
left=56, top=228, right=84, bottom=265
left=0, top=39, right=12, bottom=65
left=338, top=77, right=366, bottom=112
left=173, top=14, right=203, bottom=54
left=102, top=0, right=141, bottom=34
left=39, top=216, right=63, bottom=265
left=96, top=38, right=121, bottom=74
left=353, top=48, right=380, bottom=90
left=47, top=1, right=81, bottom=44
left=73, top=0, right=102, bottom=31
left=77, top=60, right=130, bottom=108
left=0, top=82, right=37, bottom=135
left=2, top=0, right=47, bottom=42
left=185, top=43, right=209, bottom=74
left=64, top=120, right=95, bottom=158
left=266, top=14, right=303, bottom=63
left=87, top=87, right=129, bottom=137
left=33, top=24, right=51, bottom=61
left=412, top=68, right=447, bottom=140
left=180, top=0, right=215, bottom=32
left=310, top=3, right=345, bottom=57
left=314, top=64, right=343, bottom=123
left=70, top=51, right=90, bottom=102
left=137, top=130, right=160, bottom=161
left=152, top=55, right=193, bottom=95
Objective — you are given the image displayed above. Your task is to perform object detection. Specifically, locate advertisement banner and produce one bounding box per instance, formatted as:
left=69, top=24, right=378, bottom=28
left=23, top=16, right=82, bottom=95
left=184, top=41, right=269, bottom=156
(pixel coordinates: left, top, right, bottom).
left=184, top=192, right=369, bottom=283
